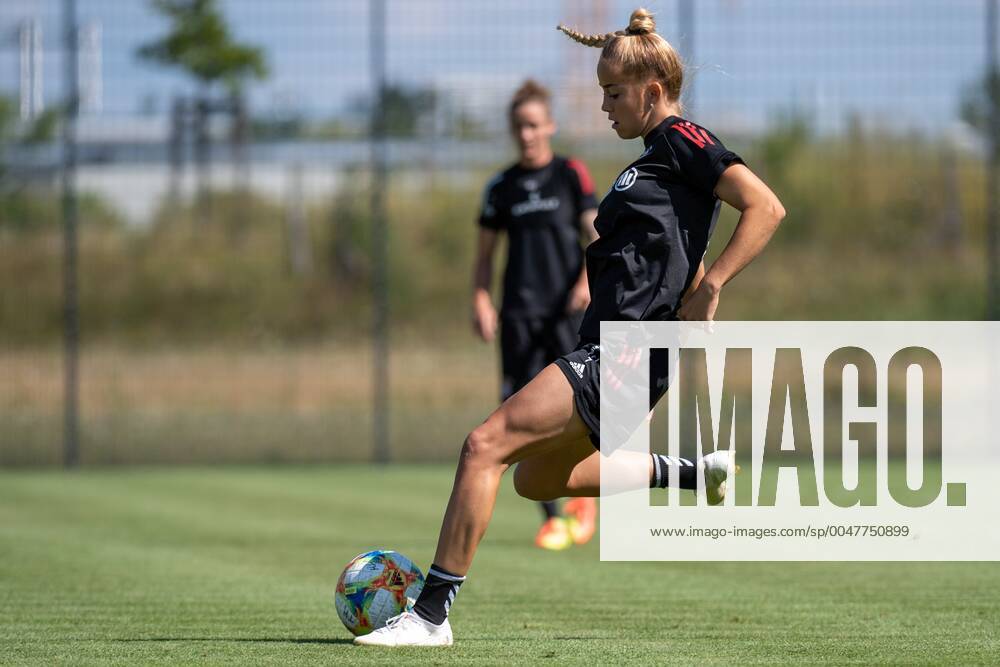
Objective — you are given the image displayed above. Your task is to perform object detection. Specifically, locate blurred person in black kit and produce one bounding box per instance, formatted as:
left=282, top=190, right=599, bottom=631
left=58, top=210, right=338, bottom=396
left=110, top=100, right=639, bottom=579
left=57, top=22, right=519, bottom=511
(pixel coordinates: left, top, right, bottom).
left=472, top=80, right=599, bottom=552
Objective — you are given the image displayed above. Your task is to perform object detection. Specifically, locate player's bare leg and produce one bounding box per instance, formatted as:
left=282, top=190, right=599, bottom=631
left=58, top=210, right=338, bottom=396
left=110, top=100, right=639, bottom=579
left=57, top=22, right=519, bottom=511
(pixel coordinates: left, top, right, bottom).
left=355, top=364, right=588, bottom=647
left=516, top=439, right=601, bottom=545
left=431, top=363, right=590, bottom=574
left=356, top=364, right=734, bottom=647
left=514, top=438, right=603, bottom=499
left=513, top=436, right=734, bottom=506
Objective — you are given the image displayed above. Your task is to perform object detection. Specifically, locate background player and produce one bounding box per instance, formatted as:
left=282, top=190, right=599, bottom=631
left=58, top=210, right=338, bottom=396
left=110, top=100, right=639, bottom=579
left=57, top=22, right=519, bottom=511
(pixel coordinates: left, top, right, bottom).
left=472, top=79, right=599, bottom=551
left=357, top=7, right=785, bottom=647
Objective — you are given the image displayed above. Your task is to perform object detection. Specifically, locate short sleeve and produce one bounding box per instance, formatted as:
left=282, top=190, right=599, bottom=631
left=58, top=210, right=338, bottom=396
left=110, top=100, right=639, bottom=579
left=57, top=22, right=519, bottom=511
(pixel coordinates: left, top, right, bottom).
left=477, top=174, right=506, bottom=230
left=565, top=157, right=599, bottom=214
left=665, top=120, right=744, bottom=197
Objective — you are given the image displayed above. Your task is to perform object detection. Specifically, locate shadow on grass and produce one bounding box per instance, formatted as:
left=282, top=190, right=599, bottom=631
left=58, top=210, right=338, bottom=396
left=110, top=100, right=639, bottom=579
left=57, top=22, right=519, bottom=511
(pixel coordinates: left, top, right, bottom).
left=114, top=637, right=354, bottom=646
left=115, top=635, right=615, bottom=644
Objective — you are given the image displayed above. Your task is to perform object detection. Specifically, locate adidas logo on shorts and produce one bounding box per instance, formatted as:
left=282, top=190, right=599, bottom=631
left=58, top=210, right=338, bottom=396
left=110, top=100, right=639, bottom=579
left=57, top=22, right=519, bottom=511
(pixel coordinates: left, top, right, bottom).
left=569, top=361, right=586, bottom=379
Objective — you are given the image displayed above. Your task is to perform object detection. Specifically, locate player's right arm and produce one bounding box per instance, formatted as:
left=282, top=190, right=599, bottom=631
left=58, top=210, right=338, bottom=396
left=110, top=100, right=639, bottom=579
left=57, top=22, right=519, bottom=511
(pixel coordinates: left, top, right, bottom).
left=473, top=174, right=506, bottom=342
left=679, top=164, right=784, bottom=321
left=472, top=228, right=500, bottom=342
left=566, top=158, right=600, bottom=314
left=566, top=208, right=598, bottom=314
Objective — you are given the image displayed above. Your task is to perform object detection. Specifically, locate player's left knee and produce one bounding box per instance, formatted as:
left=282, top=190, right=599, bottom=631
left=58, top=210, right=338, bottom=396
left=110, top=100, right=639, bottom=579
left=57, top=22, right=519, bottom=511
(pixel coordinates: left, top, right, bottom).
left=460, top=416, right=506, bottom=468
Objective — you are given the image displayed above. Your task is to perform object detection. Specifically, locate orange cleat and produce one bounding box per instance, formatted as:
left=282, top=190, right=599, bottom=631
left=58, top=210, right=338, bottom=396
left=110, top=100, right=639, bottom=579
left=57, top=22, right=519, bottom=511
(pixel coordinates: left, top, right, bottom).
left=534, top=517, right=573, bottom=551
left=564, top=497, right=597, bottom=545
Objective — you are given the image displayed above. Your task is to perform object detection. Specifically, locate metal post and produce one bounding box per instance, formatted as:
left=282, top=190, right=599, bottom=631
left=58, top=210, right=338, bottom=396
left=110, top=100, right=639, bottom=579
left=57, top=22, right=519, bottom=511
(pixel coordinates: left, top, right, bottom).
left=285, top=162, right=311, bottom=276
left=678, top=0, right=695, bottom=112
left=168, top=96, right=184, bottom=202
left=194, top=96, right=211, bottom=224
left=987, top=0, right=1000, bottom=319
left=370, top=0, right=390, bottom=463
left=61, top=0, right=80, bottom=467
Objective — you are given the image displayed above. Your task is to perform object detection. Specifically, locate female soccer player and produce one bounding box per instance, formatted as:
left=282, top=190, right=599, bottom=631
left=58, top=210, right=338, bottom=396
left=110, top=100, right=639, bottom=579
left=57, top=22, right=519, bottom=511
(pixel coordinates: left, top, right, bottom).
left=356, top=8, right=785, bottom=647
left=473, top=79, right=599, bottom=551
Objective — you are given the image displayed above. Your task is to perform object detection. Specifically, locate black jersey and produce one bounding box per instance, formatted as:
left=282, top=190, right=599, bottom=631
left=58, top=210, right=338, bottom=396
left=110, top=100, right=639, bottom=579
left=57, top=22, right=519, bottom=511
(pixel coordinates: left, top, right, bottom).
left=578, top=116, right=744, bottom=340
left=478, top=156, right=599, bottom=318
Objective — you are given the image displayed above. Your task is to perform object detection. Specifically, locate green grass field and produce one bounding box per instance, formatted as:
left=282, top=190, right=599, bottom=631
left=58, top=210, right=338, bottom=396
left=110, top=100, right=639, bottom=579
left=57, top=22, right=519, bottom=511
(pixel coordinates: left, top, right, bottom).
left=1, top=466, right=998, bottom=665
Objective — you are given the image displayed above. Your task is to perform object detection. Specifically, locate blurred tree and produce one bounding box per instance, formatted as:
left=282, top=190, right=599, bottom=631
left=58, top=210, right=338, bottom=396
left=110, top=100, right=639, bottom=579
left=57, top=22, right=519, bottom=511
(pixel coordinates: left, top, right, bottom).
left=138, top=0, right=267, bottom=223
left=1, top=93, right=121, bottom=232
left=358, top=84, right=437, bottom=138
left=961, top=68, right=1000, bottom=318
left=757, top=110, right=812, bottom=182
left=753, top=110, right=813, bottom=241
left=0, top=94, right=62, bottom=181
left=250, top=113, right=305, bottom=141
left=0, top=96, right=16, bottom=144
left=327, top=165, right=370, bottom=286
left=0, top=96, right=17, bottom=181
left=959, top=69, right=1000, bottom=136
left=20, top=108, right=61, bottom=145
left=453, top=111, right=487, bottom=140
left=136, top=0, right=267, bottom=94
left=0, top=95, right=60, bottom=147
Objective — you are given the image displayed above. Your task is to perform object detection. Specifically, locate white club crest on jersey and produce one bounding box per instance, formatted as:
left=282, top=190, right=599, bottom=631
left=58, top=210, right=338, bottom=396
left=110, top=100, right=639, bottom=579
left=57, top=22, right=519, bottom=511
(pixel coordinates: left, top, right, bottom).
left=614, top=167, right=638, bottom=191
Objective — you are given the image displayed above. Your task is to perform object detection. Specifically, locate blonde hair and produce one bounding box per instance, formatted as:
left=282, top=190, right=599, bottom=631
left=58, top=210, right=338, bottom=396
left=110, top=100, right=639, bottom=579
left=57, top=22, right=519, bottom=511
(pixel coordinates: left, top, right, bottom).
left=557, top=8, right=684, bottom=103
left=509, top=79, right=551, bottom=122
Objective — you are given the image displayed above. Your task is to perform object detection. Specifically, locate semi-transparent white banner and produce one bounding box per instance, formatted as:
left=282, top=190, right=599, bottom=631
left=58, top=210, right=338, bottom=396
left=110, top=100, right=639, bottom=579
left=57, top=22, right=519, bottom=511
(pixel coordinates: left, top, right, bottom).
left=598, top=322, right=1000, bottom=561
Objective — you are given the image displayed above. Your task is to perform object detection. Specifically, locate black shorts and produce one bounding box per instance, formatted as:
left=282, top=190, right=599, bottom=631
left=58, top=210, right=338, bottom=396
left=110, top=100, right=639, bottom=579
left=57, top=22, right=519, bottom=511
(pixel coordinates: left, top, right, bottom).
left=500, top=313, right=582, bottom=401
left=555, top=342, right=672, bottom=450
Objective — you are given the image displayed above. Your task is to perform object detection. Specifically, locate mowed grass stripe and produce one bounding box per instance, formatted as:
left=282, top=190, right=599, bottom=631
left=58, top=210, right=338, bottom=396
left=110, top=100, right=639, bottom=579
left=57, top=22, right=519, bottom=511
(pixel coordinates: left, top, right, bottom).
left=0, top=466, right=998, bottom=665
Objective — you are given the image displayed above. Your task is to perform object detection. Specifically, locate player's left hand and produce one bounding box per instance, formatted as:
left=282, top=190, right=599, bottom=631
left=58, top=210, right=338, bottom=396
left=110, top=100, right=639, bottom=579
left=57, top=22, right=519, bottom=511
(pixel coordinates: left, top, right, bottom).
left=566, top=282, right=591, bottom=313
left=678, top=282, right=720, bottom=322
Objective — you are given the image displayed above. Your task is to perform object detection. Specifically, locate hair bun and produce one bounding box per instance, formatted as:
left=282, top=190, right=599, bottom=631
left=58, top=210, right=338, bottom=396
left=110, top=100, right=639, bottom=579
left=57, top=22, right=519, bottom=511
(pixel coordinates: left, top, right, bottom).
left=626, top=8, right=656, bottom=35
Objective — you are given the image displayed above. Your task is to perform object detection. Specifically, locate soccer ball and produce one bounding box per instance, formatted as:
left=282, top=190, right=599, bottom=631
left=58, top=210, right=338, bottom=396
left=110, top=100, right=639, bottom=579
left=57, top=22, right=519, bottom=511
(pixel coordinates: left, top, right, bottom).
left=334, top=550, right=425, bottom=636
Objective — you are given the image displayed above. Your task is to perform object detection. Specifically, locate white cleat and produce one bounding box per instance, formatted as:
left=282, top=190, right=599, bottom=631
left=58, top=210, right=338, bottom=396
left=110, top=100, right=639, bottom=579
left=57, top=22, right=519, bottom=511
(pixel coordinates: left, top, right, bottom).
left=353, top=611, right=453, bottom=647
left=700, top=449, right=735, bottom=506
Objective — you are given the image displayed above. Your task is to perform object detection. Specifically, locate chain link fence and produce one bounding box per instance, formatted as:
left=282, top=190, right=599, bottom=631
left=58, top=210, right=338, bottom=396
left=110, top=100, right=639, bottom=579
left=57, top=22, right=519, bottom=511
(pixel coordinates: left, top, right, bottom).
left=0, top=0, right=994, bottom=465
